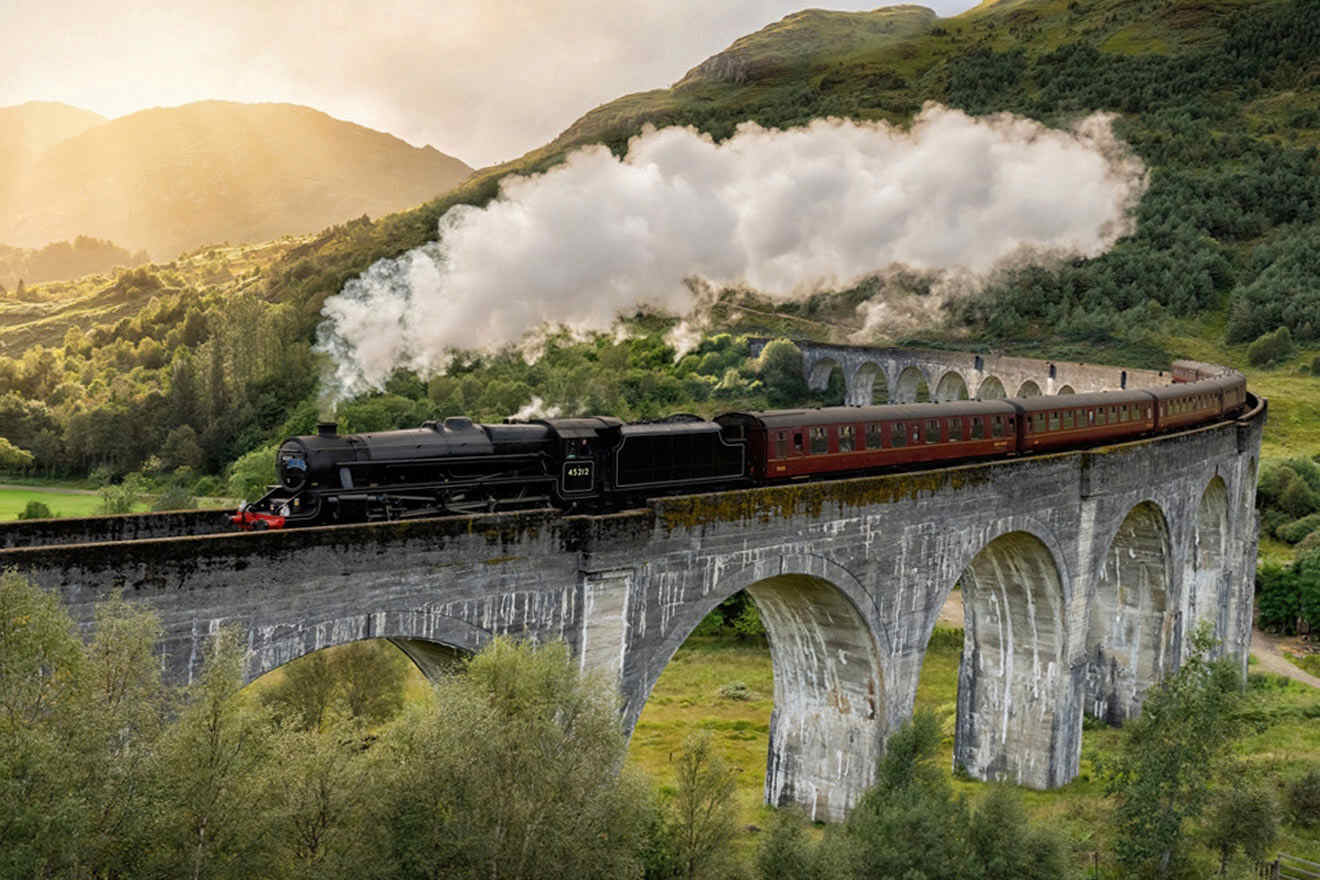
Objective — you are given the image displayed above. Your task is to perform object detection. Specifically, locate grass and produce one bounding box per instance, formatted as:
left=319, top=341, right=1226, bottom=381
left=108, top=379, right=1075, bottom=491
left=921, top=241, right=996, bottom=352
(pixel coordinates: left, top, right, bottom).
left=0, top=487, right=144, bottom=520
left=626, top=635, right=777, bottom=826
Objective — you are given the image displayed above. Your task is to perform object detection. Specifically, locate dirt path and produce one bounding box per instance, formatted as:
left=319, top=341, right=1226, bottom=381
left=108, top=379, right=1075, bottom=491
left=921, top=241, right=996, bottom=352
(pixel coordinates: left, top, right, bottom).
left=1251, top=628, right=1320, bottom=689
left=938, top=591, right=1318, bottom=690
left=0, top=483, right=96, bottom=495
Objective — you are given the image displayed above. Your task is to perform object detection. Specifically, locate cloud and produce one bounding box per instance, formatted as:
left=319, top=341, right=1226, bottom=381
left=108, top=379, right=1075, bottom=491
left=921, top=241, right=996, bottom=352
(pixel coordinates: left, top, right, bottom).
left=317, top=104, right=1147, bottom=396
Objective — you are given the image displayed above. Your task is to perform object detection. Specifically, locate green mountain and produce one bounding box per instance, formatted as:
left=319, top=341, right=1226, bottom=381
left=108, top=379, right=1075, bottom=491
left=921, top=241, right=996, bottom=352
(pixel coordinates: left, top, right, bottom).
left=0, top=101, right=472, bottom=261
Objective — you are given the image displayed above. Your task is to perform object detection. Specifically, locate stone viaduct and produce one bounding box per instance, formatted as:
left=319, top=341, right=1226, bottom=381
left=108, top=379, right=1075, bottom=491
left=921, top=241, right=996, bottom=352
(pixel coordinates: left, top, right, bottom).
left=748, top=338, right=1172, bottom=404
left=0, top=348, right=1264, bottom=823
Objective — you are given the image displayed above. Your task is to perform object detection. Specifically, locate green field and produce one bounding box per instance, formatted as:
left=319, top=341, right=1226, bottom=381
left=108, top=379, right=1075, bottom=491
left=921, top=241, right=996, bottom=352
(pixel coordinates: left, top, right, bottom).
left=0, top=487, right=132, bottom=520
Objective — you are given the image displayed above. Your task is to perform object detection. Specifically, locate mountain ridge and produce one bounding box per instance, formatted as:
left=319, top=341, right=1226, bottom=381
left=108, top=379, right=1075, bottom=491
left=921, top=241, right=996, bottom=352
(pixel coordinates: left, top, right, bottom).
left=0, top=100, right=472, bottom=262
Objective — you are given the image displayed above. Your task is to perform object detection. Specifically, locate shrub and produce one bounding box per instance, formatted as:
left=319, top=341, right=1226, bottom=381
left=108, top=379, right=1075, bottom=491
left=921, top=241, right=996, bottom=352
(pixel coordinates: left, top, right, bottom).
left=718, top=681, right=751, bottom=701
left=16, top=499, right=53, bottom=520
left=1247, top=326, right=1295, bottom=366
left=151, top=484, right=197, bottom=511
left=1276, top=513, right=1320, bottom=544
left=1279, top=477, right=1319, bottom=519
left=1287, top=770, right=1320, bottom=827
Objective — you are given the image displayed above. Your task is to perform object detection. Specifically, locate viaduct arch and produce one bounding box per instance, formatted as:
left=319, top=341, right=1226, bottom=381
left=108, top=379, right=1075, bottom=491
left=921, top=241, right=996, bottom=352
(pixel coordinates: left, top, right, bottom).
left=3, top=349, right=1264, bottom=823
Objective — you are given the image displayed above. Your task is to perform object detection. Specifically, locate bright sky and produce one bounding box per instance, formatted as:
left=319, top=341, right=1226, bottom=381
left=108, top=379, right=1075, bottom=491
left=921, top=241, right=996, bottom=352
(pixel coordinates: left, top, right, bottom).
left=4, top=0, right=981, bottom=167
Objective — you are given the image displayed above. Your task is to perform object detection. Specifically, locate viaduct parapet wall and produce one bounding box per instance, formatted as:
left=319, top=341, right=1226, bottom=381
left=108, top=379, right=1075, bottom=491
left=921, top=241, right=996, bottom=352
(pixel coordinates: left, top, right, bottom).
left=4, top=395, right=1265, bottom=823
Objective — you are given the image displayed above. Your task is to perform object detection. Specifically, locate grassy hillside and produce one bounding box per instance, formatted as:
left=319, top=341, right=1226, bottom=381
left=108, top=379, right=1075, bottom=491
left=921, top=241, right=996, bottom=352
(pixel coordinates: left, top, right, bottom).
left=0, top=101, right=473, bottom=261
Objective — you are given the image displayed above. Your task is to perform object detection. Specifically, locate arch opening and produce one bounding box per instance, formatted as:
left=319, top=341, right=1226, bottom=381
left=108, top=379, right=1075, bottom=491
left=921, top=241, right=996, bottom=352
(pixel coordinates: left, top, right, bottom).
left=853, top=362, right=890, bottom=405
left=934, top=370, right=970, bottom=403
left=808, top=359, right=846, bottom=406
left=1016, top=380, right=1042, bottom=398
left=1057, top=385, right=1076, bottom=395
left=895, top=366, right=932, bottom=403
left=632, top=573, right=884, bottom=824
left=1187, top=478, right=1229, bottom=647
left=947, top=531, right=1069, bottom=788
left=976, top=376, right=1006, bottom=400
left=1086, top=502, right=1173, bottom=724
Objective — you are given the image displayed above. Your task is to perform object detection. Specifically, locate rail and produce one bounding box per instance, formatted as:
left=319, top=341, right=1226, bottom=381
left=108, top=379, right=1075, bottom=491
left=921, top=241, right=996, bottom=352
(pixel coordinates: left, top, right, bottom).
left=1260, top=853, right=1320, bottom=879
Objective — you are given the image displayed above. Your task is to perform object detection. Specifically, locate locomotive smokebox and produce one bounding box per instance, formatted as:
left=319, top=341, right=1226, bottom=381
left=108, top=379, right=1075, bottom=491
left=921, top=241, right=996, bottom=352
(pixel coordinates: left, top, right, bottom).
left=317, top=421, right=338, bottom=437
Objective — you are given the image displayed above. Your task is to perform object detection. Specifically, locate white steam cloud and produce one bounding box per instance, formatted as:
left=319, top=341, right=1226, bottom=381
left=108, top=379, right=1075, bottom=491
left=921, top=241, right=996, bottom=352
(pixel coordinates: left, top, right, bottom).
left=318, top=103, right=1146, bottom=396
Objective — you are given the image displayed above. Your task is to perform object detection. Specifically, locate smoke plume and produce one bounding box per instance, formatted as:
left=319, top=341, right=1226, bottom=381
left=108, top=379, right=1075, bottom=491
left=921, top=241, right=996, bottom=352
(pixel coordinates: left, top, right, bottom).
left=317, top=103, right=1146, bottom=396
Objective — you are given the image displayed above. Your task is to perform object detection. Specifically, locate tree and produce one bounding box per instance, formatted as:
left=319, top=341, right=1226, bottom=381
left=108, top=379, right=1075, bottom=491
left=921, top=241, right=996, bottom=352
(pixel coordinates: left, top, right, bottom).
left=1105, top=624, right=1243, bottom=878
left=756, top=338, right=809, bottom=407
left=1205, top=784, right=1278, bottom=876
left=845, top=709, right=976, bottom=879
left=0, top=435, right=34, bottom=470
left=756, top=808, right=813, bottom=880
left=161, top=424, right=205, bottom=471
left=151, top=627, right=278, bottom=880
left=0, top=569, right=88, bottom=877
left=267, top=721, right=371, bottom=879
left=0, top=574, right=168, bottom=878
left=670, top=731, right=740, bottom=880
left=333, top=640, right=409, bottom=725
left=365, top=638, right=654, bottom=880
left=261, top=650, right=339, bottom=731
left=969, top=785, right=1067, bottom=880
left=226, top=444, right=276, bottom=500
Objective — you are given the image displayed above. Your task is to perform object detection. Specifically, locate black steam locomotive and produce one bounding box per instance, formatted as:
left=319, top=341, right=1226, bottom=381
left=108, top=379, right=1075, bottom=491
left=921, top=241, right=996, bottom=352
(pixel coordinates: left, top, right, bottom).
left=231, top=365, right=1250, bottom=530
left=231, top=415, right=748, bottom=529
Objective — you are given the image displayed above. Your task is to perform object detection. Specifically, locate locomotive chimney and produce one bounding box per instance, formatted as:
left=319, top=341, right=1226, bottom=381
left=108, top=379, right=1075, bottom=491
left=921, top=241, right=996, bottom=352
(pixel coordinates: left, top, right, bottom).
left=317, top=421, right=338, bottom=437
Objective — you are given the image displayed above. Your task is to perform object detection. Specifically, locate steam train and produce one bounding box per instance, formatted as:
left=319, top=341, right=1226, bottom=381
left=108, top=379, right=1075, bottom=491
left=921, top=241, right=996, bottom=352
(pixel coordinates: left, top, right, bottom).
left=231, top=367, right=1249, bottom=530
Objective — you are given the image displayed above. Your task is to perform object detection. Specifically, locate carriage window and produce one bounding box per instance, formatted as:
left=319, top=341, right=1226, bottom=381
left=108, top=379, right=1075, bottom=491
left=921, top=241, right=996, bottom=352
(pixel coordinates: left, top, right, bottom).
left=793, top=432, right=804, bottom=453
left=775, top=431, right=788, bottom=459
left=1032, top=413, right=1044, bottom=433
left=1095, top=408, right=1104, bottom=425
left=1061, top=410, right=1074, bottom=429
left=810, top=426, right=828, bottom=454
left=839, top=424, right=855, bottom=452
left=971, top=417, right=985, bottom=440
left=992, top=415, right=1005, bottom=438
left=949, top=418, right=963, bottom=441
left=891, top=422, right=906, bottom=448
left=866, top=423, right=883, bottom=449
left=925, top=419, right=940, bottom=443
left=1120, top=405, right=1128, bottom=421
